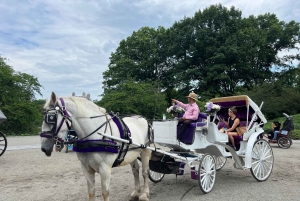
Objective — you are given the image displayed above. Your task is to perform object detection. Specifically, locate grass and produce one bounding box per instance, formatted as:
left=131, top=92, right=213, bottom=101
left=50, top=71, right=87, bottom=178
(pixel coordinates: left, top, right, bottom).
left=264, top=114, right=300, bottom=140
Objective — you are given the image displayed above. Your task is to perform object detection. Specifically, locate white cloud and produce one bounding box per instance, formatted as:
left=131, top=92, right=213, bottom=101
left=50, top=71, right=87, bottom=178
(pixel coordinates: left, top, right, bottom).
left=0, top=0, right=299, bottom=100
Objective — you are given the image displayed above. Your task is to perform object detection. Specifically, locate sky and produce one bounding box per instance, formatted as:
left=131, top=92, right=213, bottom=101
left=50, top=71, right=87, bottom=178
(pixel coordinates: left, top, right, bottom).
left=1, top=0, right=300, bottom=101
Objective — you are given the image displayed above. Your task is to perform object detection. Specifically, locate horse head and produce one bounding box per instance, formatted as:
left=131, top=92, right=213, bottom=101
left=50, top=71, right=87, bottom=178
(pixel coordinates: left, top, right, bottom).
left=40, top=92, right=72, bottom=156
left=40, top=92, right=108, bottom=156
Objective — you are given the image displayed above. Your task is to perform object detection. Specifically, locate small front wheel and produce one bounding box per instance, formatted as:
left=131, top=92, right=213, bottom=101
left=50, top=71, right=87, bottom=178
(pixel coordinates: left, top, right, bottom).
left=215, top=156, right=227, bottom=171
left=149, top=170, right=165, bottom=183
left=278, top=137, right=292, bottom=149
left=198, top=154, right=216, bottom=194
left=250, top=139, right=274, bottom=181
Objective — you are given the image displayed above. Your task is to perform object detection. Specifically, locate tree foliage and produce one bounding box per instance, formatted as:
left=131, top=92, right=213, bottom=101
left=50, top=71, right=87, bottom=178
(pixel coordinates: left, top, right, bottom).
left=103, top=26, right=172, bottom=91
left=102, top=4, right=300, bottom=104
left=168, top=4, right=300, bottom=99
left=0, top=57, right=43, bottom=134
left=244, top=71, right=300, bottom=120
left=96, top=80, right=168, bottom=120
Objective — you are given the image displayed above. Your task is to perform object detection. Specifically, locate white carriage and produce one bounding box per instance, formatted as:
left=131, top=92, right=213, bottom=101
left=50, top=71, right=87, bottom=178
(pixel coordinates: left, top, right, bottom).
left=148, top=95, right=274, bottom=193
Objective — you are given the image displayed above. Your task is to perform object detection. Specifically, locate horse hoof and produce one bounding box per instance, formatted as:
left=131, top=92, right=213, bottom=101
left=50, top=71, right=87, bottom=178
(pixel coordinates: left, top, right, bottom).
left=130, top=191, right=140, bottom=201
left=139, top=194, right=149, bottom=201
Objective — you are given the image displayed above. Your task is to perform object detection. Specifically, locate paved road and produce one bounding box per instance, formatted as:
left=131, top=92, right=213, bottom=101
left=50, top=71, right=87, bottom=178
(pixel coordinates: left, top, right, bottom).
left=5, top=135, right=41, bottom=150
left=1, top=136, right=300, bottom=201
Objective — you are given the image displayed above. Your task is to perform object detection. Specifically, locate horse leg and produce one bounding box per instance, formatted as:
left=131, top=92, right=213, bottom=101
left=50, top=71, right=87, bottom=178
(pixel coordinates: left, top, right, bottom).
left=130, top=159, right=141, bottom=200
left=81, top=164, right=96, bottom=201
left=99, top=164, right=112, bottom=201
left=139, top=149, right=151, bottom=201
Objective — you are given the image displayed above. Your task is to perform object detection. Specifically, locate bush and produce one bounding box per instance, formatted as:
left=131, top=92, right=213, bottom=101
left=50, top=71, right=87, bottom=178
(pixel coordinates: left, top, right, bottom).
left=290, top=130, right=300, bottom=140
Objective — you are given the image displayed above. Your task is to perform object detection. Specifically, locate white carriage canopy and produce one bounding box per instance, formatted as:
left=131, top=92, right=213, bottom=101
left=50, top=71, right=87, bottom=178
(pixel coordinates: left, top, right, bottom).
left=210, top=95, right=267, bottom=124
left=0, top=110, right=7, bottom=124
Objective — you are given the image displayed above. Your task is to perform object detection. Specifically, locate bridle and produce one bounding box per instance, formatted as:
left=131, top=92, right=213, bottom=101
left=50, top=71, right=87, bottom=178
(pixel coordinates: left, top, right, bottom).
left=40, top=98, right=72, bottom=150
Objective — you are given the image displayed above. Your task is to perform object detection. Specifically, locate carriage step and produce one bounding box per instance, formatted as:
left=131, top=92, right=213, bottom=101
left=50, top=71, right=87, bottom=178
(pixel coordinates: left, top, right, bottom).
left=170, top=148, right=190, bottom=153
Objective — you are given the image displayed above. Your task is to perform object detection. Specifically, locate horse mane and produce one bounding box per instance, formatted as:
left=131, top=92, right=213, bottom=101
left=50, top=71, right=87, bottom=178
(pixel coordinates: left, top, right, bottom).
left=43, top=96, right=106, bottom=116
left=70, top=96, right=106, bottom=117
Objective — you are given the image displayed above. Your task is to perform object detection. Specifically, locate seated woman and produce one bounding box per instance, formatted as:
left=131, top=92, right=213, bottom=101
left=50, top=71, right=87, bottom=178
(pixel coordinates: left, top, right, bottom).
left=221, top=106, right=240, bottom=150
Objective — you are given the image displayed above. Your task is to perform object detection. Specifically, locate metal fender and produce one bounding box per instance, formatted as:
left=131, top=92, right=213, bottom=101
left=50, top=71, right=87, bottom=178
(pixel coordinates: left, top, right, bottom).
left=244, top=128, right=264, bottom=168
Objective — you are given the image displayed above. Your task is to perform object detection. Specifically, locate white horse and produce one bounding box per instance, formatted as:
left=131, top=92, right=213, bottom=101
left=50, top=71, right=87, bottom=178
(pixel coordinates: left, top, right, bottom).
left=40, top=92, right=152, bottom=201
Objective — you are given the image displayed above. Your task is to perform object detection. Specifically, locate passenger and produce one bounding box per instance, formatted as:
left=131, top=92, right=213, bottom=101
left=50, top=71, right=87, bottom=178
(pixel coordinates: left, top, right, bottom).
left=172, top=92, right=200, bottom=140
left=268, top=121, right=281, bottom=140
left=221, top=106, right=240, bottom=150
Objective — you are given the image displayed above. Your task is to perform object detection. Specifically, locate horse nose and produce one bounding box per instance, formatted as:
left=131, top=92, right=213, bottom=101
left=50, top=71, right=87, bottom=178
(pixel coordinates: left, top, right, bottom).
left=41, top=148, right=52, bottom=157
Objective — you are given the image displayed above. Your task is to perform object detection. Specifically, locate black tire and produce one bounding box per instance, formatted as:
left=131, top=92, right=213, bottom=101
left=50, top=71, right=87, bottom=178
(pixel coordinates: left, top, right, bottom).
left=149, top=170, right=165, bottom=183
left=278, top=137, right=292, bottom=149
left=0, top=131, right=7, bottom=157
left=65, top=143, right=69, bottom=153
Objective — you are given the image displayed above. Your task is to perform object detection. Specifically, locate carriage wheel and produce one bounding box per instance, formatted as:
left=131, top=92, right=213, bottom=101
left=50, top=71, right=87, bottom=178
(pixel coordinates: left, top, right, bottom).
left=215, top=156, right=227, bottom=171
left=148, top=170, right=165, bottom=183
left=198, top=154, right=216, bottom=194
left=65, top=143, right=69, bottom=153
left=250, top=139, right=274, bottom=181
left=0, top=131, right=7, bottom=157
left=277, top=137, right=292, bottom=149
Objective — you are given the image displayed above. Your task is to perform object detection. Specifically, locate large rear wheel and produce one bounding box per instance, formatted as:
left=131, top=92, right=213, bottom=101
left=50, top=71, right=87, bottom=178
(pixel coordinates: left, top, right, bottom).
left=0, top=131, right=7, bottom=156
left=149, top=170, right=165, bottom=183
left=198, top=154, right=216, bottom=194
left=277, top=137, right=292, bottom=149
left=250, top=139, right=274, bottom=181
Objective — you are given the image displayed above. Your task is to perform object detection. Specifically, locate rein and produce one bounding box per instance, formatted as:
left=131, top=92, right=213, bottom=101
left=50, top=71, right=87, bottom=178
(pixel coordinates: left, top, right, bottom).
left=40, top=98, right=153, bottom=163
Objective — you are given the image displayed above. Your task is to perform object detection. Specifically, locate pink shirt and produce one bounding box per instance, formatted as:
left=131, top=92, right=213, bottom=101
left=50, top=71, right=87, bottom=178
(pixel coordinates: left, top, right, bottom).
left=176, top=101, right=200, bottom=121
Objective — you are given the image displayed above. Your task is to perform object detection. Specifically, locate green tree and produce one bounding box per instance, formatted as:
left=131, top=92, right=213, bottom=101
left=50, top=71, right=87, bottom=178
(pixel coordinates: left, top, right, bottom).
left=103, top=26, right=172, bottom=91
left=96, top=80, right=167, bottom=120
left=0, top=57, right=43, bottom=134
left=246, top=83, right=300, bottom=119
left=102, top=4, right=300, bottom=107
left=169, top=4, right=300, bottom=99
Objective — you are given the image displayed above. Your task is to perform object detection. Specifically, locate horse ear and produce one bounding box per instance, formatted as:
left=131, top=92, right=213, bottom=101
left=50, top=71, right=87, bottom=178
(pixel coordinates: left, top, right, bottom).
left=50, top=92, right=57, bottom=105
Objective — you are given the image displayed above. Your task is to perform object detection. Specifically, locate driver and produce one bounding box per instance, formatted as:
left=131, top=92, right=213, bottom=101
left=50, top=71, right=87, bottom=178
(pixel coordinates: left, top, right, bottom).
left=172, top=92, right=200, bottom=140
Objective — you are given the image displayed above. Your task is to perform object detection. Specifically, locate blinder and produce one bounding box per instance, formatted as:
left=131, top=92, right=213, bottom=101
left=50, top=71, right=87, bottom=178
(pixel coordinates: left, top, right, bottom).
left=44, top=113, right=57, bottom=125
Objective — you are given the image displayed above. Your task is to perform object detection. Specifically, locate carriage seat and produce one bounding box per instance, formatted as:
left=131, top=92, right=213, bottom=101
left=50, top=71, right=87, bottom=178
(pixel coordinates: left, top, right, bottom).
left=177, top=113, right=207, bottom=145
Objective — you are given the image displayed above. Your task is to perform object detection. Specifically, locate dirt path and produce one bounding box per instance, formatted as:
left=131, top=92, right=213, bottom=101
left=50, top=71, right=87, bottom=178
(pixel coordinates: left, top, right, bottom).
left=0, top=137, right=300, bottom=201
